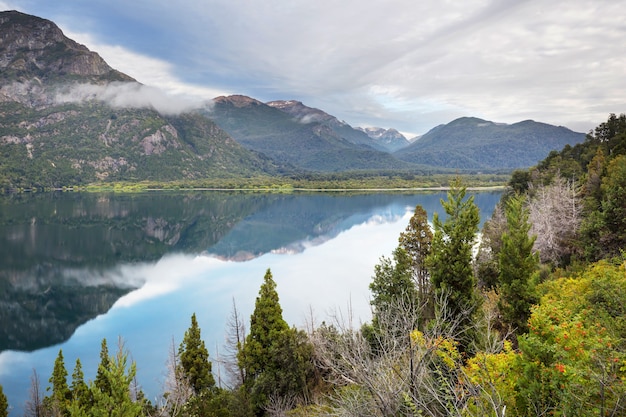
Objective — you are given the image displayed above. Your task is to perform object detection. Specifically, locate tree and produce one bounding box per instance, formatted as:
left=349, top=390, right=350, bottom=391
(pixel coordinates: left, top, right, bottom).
left=24, top=369, right=43, bottom=417
left=70, top=339, right=142, bottom=417
left=46, top=349, right=71, bottom=416
left=398, top=204, right=433, bottom=316
left=497, top=194, right=538, bottom=336
left=70, top=359, right=89, bottom=410
left=179, top=313, right=215, bottom=394
left=0, top=385, right=8, bottom=417
left=94, top=339, right=111, bottom=397
left=238, top=269, right=312, bottom=415
left=426, top=179, right=481, bottom=352
left=369, top=246, right=418, bottom=330
left=527, top=176, right=581, bottom=266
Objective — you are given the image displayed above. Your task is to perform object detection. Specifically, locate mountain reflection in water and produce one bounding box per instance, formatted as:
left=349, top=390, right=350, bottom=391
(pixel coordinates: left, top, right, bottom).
left=0, top=190, right=502, bottom=415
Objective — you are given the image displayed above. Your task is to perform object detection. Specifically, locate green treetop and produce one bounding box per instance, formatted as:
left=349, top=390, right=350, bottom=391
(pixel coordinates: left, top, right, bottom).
left=70, top=358, right=89, bottom=409
left=238, top=269, right=312, bottom=415
left=179, top=313, right=215, bottom=394
left=47, top=349, right=71, bottom=416
left=427, top=179, right=480, bottom=352
left=497, top=194, right=539, bottom=335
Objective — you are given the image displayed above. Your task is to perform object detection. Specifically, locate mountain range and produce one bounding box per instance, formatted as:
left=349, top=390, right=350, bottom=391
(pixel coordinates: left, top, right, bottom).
left=0, top=10, right=587, bottom=188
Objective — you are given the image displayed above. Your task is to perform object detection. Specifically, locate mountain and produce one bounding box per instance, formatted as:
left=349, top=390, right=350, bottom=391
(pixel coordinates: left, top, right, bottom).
left=266, top=100, right=388, bottom=151
left=207, top=95, right=417, bottom=172
left=393, top=117, right=586, bottom=171
left=0, top=11, right=285, bottom=189
left=357, top=127, right=410, bottom=152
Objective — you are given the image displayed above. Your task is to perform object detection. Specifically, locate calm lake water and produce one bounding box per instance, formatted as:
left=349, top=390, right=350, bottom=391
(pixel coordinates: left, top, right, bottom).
left=0, top=190, right=502, bottom=414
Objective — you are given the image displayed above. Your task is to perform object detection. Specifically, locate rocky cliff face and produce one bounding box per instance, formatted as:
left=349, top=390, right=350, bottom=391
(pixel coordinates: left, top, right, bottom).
left=0, top=11, right=283, bottom=189
left=0, top=10, right=133, bottom=83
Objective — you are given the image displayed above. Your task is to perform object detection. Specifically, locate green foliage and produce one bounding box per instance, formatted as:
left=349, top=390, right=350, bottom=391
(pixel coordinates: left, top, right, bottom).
left=0, top=385, right=7, bottom=417
left=84, top=344, right=142, bottom=417
left=369, top=247, right=418, bottom=334
left=94, top=339, right=111, bottom=396
left=46, top=349, right=71, bottom=416
left=70, top=359, right=89, bottom=409
left=497, top=194, right=539, bottom=335
left=515, top=260, right=626, bottom=416
left=238, top=269, right=313, bottom=415
left=427, top=179, right=481, bottom=352
left=398, top=205, right=433, bottom=313
left=179, top=313, right=215, bottom=394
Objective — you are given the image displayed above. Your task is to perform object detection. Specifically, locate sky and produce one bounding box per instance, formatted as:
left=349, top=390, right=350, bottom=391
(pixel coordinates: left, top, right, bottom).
left=3, top=0, right=625, bottom=137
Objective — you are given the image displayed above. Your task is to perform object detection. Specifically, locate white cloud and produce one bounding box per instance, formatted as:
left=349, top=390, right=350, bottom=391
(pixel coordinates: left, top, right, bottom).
left=61, top=29, right=230, bottom=102
left=14, top=0, right=626, bottom=134
left=55, top=81, right=205, bottom=115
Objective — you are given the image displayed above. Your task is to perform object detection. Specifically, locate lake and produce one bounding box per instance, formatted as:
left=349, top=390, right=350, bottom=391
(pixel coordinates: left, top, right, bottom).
left=0, top=190, right=502, bottom=414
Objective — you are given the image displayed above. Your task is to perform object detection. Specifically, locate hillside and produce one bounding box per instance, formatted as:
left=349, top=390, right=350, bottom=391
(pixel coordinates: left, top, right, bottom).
left=266, top=99, right=388, bottom=151
left=393, top=117, right=586, bottom=170
left=207, top=95, right=417, bottom=172
left=0, top=11, right=285, bottom=189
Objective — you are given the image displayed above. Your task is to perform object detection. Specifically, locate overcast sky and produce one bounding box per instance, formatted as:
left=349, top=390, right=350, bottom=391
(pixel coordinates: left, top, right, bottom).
left=4, top=0, right=625, bottom=136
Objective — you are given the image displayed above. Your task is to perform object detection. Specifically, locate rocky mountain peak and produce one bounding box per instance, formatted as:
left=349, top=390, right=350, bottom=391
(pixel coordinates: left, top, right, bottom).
left=213, top=94, right=264, bottom=107
left=0, top=10, right=133, bottom=83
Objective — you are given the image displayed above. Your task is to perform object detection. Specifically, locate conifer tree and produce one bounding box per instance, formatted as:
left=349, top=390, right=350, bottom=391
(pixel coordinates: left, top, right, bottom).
left=498, top=194, right=538, bottom=335
left=398, top=204, right=433, bottom=319
left=369, top=246, right=417, bottom=327
left=179, top=313, right=215, bottom=394
left=87, top=341, right=142, bottom=417
left=0, top=384, right=8, bottom=417
left=239, top=269, right=312, bottom=415
left=70, top=358, right=89, bottom=409
left=427, top=179, right=480, bottom=352
left=47, top=349, right=71, bottom=416
left=94, top=339, right=111, bottom=396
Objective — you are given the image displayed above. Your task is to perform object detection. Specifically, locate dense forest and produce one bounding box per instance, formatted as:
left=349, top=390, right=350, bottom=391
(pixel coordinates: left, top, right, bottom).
left=1, top=113, right=625, bottom=417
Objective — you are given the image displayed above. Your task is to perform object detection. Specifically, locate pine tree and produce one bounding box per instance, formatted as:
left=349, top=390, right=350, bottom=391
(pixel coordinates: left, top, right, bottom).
left=87, top=340, right=142, bottom=417
left=427, top=179, right=480, bottom=352
left=398, top=204, right=433, bottom=319
left=70, top=358, right=89, bottom=409
left=0, top=384, right=8, bottom=417
left=179, top=313, right=215, bottom=394
left=238, top=269, right=312, bottom=415
left=498, top=194, right=539, bottom=335
left=94, top=339, right=111, bottom=396
left=47, top=349, right=71, bottom=416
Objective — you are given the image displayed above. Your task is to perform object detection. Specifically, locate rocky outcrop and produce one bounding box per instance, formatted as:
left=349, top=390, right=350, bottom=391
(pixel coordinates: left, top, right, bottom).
left=0, top=10, right=133, bottom=82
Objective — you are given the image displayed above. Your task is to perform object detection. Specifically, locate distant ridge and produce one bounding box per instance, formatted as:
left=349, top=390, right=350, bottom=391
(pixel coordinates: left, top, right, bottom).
left=208, top=95, right=416, bottom=172
left=393, top=117, right=586, bottom=170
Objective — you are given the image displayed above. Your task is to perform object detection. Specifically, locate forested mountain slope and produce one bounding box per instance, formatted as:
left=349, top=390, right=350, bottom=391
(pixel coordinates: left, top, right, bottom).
left=394, top=117, right=585, bottom=170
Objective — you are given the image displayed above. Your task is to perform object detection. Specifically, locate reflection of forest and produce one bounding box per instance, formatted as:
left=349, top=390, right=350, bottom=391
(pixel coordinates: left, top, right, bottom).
left=0, top=190, right=502, bottom=352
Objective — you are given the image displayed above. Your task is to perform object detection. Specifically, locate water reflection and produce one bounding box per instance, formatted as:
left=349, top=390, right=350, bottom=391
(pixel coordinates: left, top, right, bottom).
left=0, top=190, right=502, bottom=414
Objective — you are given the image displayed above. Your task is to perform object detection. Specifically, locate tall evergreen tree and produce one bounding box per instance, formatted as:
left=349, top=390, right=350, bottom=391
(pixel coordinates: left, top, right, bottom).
left=398, top=204, right=433, bottom=320
left=497, top=194, right=539, bottom=335
left=238, top=269, right=312, bottom=415
left=426, top=179, right=480, bottom=352
left=0, top=384, right=8, bottom=417
left=94, top=339, right=111, bottom=396
left=47, top=349, right=71, bottom=416
left=84, top=341, right=142, bottom=417
left=70, top=358, right=89, bottom=409
left=179, top=313, right=215, bottom=394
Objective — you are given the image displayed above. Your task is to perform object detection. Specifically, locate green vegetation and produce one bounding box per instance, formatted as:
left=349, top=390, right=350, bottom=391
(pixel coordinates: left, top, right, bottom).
left=2, top=114, right=626, bottom=416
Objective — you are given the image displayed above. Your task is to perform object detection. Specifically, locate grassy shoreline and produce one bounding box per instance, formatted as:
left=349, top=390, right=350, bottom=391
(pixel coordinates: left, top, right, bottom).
left=3, top=174, right=511, bottom=194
